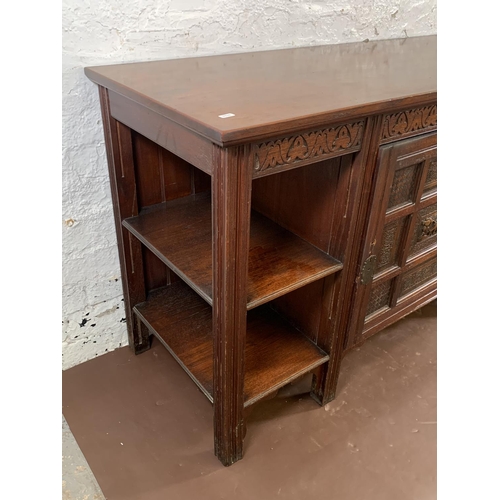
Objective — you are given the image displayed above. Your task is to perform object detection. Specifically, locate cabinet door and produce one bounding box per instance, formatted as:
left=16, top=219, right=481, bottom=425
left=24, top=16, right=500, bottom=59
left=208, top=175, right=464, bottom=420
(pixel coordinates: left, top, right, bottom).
left=347, top=132, right=437, bottom=348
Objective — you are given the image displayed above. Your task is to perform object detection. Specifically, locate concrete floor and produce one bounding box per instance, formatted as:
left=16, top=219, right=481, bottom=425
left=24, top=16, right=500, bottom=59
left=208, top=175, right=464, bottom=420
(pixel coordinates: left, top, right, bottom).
left=63, top=301, right=436, bottom=500
left=63, top=416, right=105, bottom=500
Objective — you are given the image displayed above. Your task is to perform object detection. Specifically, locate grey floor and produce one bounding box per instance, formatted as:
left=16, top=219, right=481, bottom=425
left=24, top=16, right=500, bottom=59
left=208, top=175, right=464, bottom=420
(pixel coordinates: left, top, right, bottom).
left=62, top=416, right=105, bottom=500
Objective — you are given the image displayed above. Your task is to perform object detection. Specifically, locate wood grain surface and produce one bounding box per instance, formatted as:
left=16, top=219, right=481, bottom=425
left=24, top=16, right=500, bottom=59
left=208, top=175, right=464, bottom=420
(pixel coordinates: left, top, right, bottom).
left=134, top=282, right=329, bottom=407
left=123, top=192, right=343, bottom=309
left=85, top=36, right=436, bottom=145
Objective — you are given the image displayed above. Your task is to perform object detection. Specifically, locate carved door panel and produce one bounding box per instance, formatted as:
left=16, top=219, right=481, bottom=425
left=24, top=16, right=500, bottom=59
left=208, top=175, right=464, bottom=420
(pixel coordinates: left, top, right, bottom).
left=347, top=132, right=437, bottom=348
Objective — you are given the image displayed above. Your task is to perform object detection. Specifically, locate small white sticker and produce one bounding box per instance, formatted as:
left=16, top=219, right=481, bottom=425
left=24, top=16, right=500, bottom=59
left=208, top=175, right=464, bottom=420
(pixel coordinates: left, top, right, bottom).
left=218, top=113, right=235, bottom=118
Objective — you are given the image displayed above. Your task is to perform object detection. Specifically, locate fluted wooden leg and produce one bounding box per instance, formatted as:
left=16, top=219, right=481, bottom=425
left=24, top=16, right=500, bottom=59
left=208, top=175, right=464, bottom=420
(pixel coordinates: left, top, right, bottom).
left=211, top=144, right=252, bottom=466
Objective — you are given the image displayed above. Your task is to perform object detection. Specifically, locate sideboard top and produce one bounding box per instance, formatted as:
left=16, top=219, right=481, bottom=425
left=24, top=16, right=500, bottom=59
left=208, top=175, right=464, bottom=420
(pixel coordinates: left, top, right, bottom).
left=85, top=35, right=436, bottom=146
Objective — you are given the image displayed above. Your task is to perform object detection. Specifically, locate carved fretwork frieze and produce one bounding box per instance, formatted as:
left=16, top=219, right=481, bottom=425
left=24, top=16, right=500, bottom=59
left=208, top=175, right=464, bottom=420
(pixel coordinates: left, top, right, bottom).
left=253, top=120, right=365, bottom=176
left=381, top=104, right=437, bottom=143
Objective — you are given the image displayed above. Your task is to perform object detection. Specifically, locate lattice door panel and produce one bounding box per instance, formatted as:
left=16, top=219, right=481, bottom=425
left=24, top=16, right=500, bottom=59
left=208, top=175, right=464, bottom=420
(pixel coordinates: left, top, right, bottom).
left=348, top=131, right=437, bottom=348
left=375, top=217, right=409, bottom=274
left=398, top=257, right=437, bottom=301
left=422, top=159, right=437, bottom=196
left=386, top=162, right=422, bottom=210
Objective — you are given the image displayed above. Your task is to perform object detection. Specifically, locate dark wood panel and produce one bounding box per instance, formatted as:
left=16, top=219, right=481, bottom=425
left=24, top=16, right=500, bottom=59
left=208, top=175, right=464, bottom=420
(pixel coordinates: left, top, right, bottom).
left=131, top=131, right=165, bottom=208
left=85, top=36, right=436, bottom=146
left=371, top=247, right=437, bottom=286
left=384, top=193, right=436, bottom=223
left=132, top=130, right=209, bottom=207
left=160, top=148, right=194, bottom=201
left=347, top=132, right=437, bottom=347
left=422, top=158, right=437, bottom=196
left=98, top=87, right=149, bottom=354
left=398, top=257, right=437, bottom=299
left=142, top=246, right=178, bottom=294
left=365, top=279, right=394, bottom=318
left=131, top=131, right=210, bottom=293
left=108, top=91, right=214, bottom=174
left=359, top=282, right=437, bottom=343
left=270, top=279, right=326, bottom=344
left=123, top=192, right=343, bottom=309
left=252, top=157, right=343, bottom=253
left=193, top=167, right=211, bottom=193
left=134, top=283, right=329, bottom=406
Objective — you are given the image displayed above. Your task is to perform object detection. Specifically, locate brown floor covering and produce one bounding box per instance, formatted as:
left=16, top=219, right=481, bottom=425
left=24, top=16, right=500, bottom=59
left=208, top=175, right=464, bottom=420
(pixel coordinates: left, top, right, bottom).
left=63, top=301, right=436, bottom=500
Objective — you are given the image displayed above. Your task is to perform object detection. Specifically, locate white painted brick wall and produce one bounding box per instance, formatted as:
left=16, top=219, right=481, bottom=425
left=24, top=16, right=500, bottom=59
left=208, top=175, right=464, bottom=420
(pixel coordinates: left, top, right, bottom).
left=62, top=0, right=437, bottom=369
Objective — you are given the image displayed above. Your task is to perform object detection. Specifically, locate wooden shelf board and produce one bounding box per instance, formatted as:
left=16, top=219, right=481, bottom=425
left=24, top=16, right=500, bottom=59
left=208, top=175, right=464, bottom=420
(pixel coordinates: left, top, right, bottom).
left=133, top=282, right=329, bottom=407
left=123, top=192, right=342, bottom=310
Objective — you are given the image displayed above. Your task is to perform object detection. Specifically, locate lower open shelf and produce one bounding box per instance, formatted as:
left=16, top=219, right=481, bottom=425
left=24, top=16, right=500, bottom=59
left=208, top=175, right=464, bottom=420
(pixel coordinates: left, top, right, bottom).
left=134, top=281, right=329, bottom=407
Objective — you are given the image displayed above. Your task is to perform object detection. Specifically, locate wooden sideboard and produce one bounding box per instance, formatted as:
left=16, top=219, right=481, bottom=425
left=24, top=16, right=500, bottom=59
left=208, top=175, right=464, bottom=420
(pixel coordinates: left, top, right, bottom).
left=85, top=35, right=437, bottom=466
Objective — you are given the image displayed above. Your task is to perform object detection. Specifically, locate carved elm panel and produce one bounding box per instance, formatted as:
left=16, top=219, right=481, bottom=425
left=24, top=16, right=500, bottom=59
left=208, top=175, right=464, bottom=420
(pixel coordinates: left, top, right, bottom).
left=399, top=258, right=437, bottom=299
left=381, top=104, right=437, bottom=144
left=365, top=279, right=392, bottom=317
left=387, top=163, right=421, bottom=210
left=423, top=158, right=437, bottom=196
left=253, top=120, right=364, bottom=177
left=376, top=217, right=407, bottom=273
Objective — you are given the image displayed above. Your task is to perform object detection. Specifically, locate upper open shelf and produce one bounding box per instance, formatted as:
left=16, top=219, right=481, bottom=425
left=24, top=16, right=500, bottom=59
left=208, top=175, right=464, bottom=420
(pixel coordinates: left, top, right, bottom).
left=123, top=192, right=342, bottom=310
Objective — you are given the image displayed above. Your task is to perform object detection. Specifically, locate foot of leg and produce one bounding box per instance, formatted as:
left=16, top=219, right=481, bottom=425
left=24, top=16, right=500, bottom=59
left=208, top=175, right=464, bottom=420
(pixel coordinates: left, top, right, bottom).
left=129, top=315, right=151, bottom=355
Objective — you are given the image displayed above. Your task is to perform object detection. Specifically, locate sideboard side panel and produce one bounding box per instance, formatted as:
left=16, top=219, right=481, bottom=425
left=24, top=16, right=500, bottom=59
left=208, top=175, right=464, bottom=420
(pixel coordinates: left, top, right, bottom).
left=99, top=86, right=149, bottom=354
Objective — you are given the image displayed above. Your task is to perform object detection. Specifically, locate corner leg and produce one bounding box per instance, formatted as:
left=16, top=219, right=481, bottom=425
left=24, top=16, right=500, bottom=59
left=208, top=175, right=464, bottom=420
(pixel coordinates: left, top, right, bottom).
left=310, top=357, right=343, bottom=406
left=131, top=314, right=151, bottom=355
left=309, top=274, right=345, bottom=406
left=211, top=144, right=252, bottom=466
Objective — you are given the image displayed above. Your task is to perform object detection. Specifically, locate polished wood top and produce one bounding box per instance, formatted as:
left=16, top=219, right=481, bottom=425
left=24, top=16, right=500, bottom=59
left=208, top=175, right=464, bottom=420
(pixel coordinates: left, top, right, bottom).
left=85, top=35, right=436, bottom=146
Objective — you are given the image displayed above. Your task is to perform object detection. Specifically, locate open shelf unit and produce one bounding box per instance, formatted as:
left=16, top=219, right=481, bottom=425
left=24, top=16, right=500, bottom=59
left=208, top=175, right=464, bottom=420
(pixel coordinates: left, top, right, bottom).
left=134, top=281, right=329, bottom=407
left=113, top=132, right=352, bottom=411
left=123, top=192, right=343, bottom=310
left=123, top=184, right=342, bottom=406
left=94, top=114, right=358, bottom=426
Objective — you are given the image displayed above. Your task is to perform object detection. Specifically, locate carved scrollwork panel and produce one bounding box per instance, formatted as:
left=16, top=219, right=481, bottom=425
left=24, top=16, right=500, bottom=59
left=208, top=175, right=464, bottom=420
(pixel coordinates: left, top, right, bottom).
left=381, top=105, right=437, bottom=144
left=253, top=120, right=365, bottom=177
